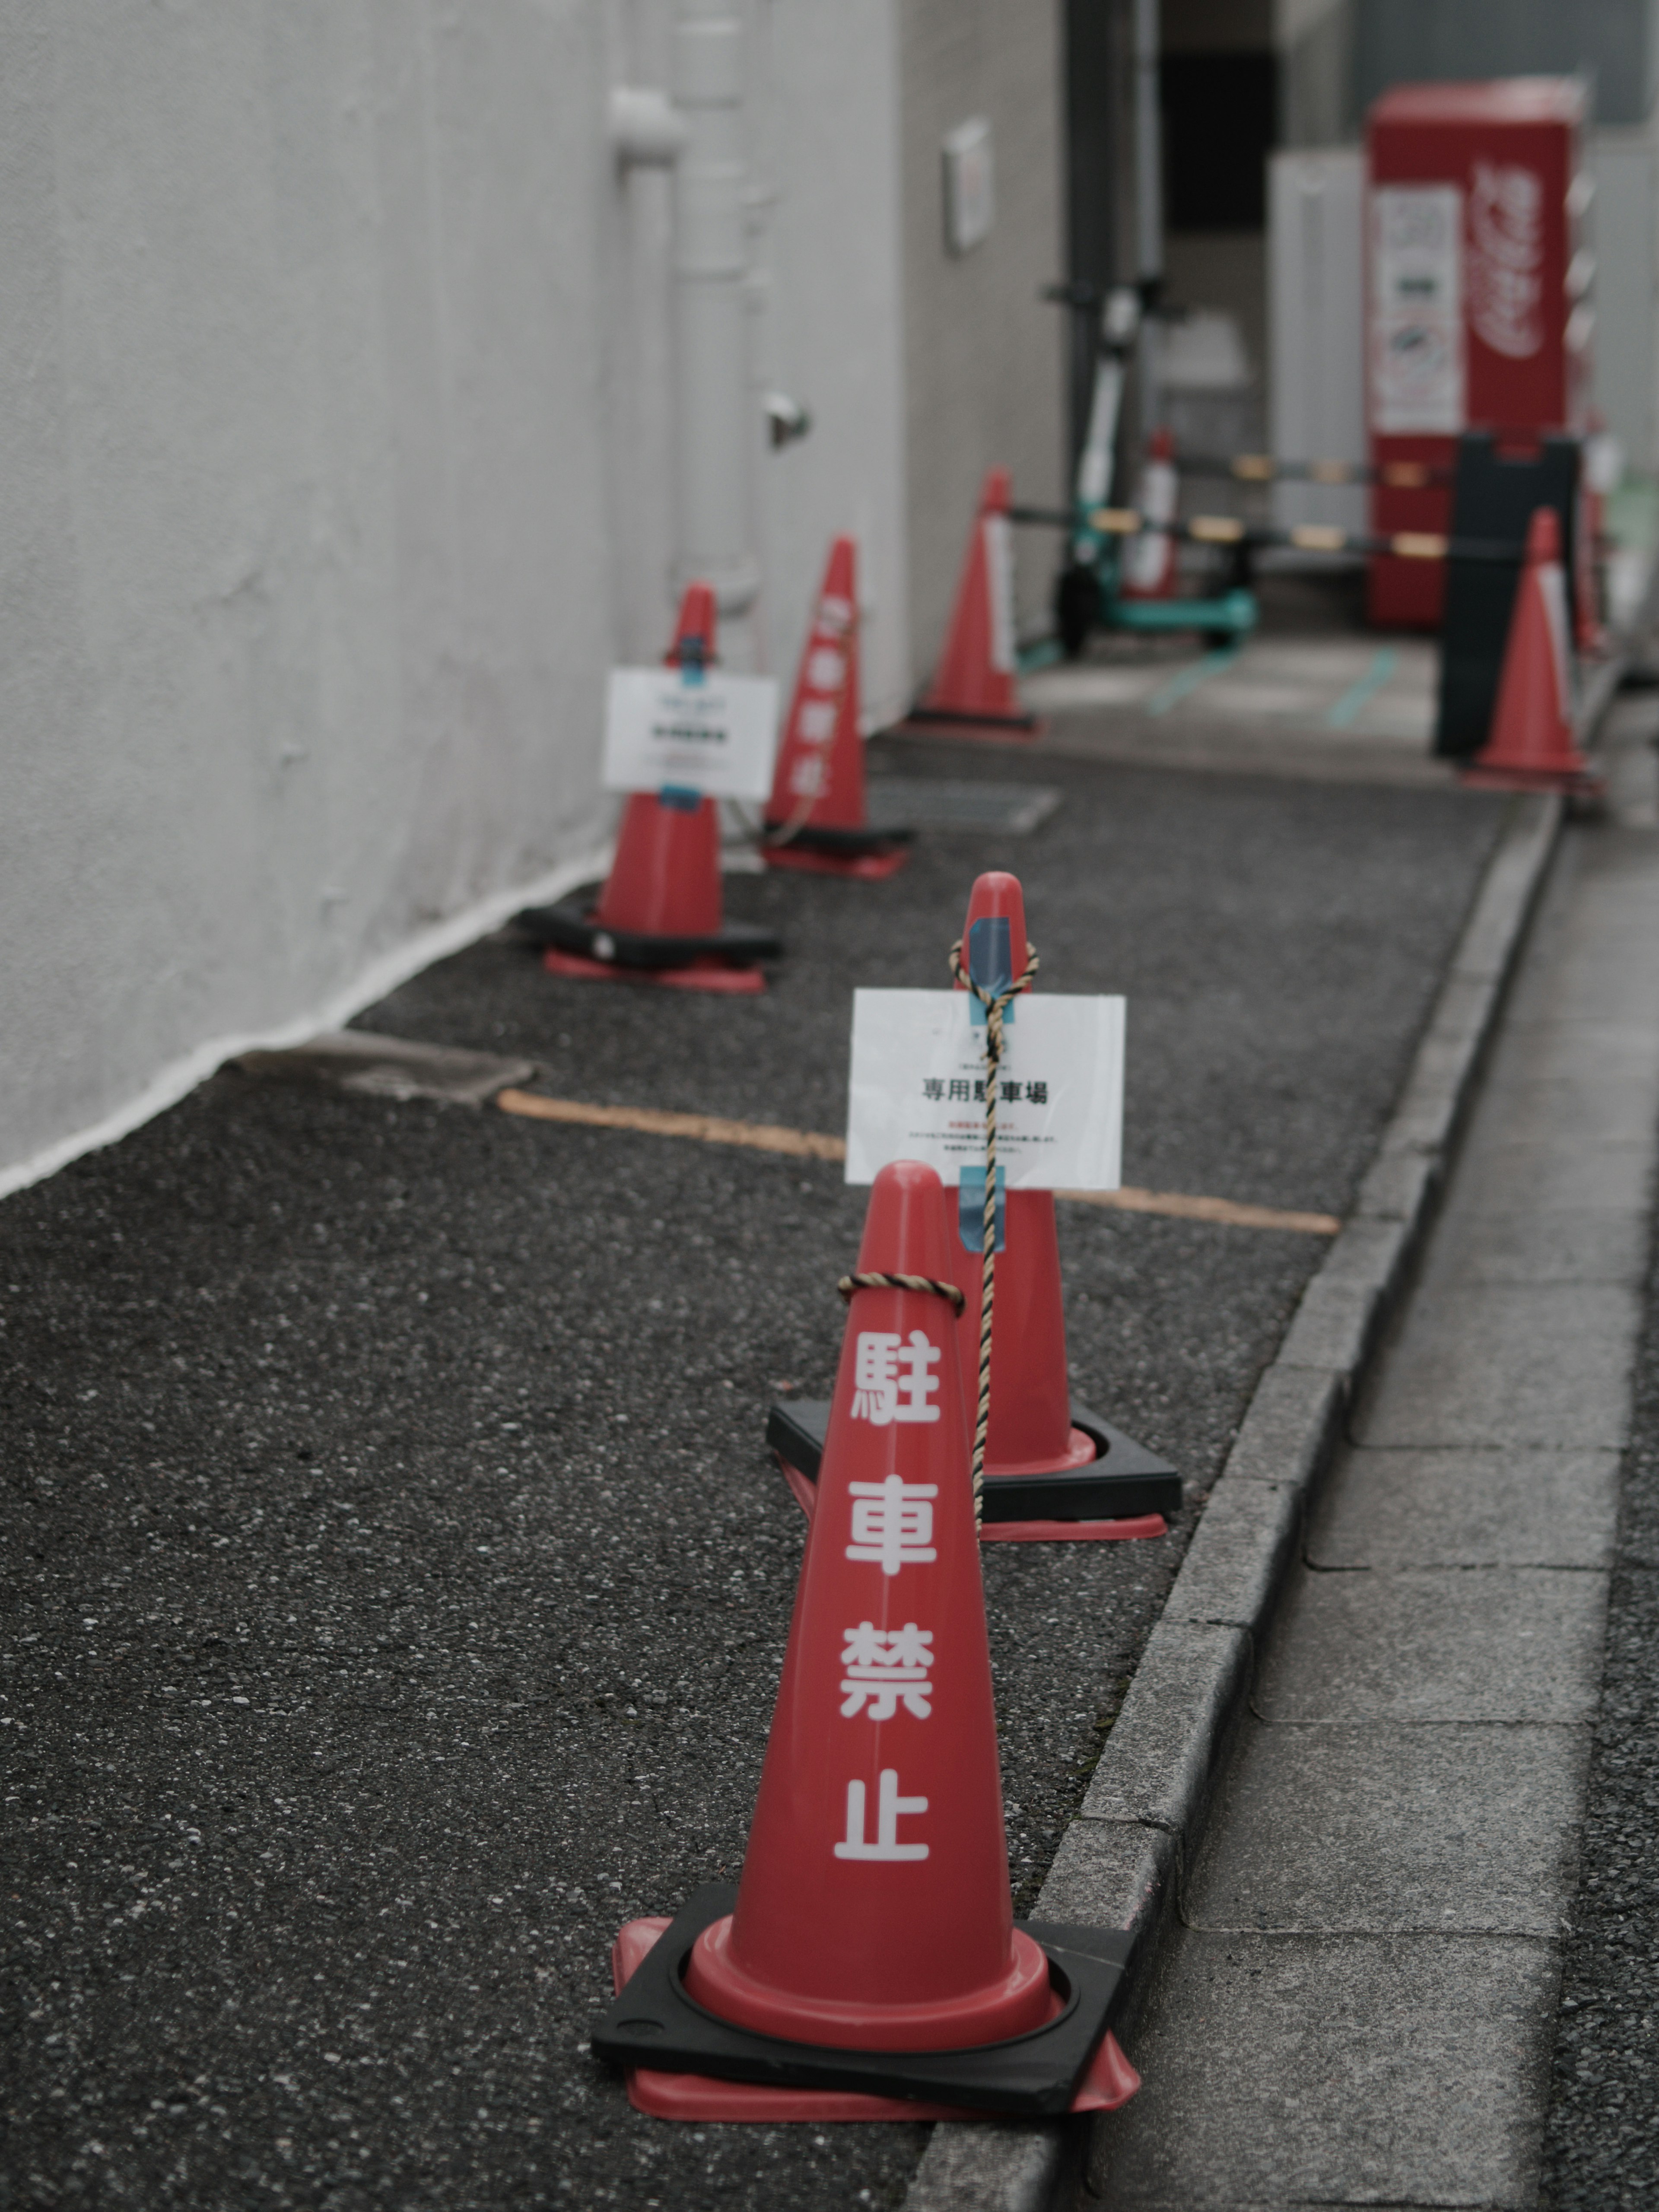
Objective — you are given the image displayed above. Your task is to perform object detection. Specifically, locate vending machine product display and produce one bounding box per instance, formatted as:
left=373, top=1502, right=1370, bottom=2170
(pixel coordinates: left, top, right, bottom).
left=1366, top=78, right=1590, bottom=627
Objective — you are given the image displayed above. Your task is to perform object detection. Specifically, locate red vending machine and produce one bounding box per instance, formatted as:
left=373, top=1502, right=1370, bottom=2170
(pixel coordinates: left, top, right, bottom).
left=1366, top=79, right=1591, bottom=627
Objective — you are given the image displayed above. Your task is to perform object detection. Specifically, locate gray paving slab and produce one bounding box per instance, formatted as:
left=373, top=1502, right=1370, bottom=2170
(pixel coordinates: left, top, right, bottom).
left=1255, top=1566, right=1608, bottom=1724
left=1309, top=1446, right=1621, bottom=1571
left=1357, top=1283, right=1641, bottom=1451
left=1423, top=1205, right=1651, bottom=1290
left=1186, top=1718, right=1589, bottom=1936
left=1490, top=1020, right=1659, bottom=1090
left=1498, top=947, right=1659, bottom=1026
left=1446, top=1135, right=1656, bottom=1220
left=1087, top=1929, right=1559, bottom=2210
left=1483, top=1069, right=1659, bottom=1148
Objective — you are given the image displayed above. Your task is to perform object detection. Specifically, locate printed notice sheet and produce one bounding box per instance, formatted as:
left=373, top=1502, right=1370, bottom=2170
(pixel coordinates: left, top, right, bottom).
left=845, top=990, right=1124, bottom=1190
left=603, top=667, right=779, bottom=800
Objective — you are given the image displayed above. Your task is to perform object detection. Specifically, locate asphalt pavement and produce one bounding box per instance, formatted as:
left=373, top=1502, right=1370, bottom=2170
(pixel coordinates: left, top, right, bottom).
left=1, top=744, right=1505, bottom=2210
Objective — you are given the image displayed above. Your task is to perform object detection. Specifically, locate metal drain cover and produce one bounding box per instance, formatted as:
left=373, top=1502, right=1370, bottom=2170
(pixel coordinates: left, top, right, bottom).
left=231, top=1030, right=535, bottom=1108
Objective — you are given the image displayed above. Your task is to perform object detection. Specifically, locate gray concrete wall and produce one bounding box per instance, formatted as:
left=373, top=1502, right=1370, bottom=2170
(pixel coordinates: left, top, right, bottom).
left=0, top=0, right=912, bottom=1193
left=1355, top=0, right=1658, bottom=130
left=750, top=0, right=910, bottom=726
left=898, top=0, right=1067, bottom=680
left=1590, top=129, right=1659, bottom=472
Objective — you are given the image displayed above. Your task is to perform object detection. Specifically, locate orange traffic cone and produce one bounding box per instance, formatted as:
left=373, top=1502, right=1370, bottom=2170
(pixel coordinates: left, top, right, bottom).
left=902, top=469, right=1038, bottom=737
left=764, top=874, right=1180, bottom=1542
left=763, top=537, right=913, bottom=880
left=519, top=585, right=782, bottom=989
left=1119, top=426, right=1179, bottom=600
left=593, top=1161, right=1141, bottom=2121
left=947, top=872, right=1178, bottom=1541
left=1464, top=508, right=1602, bottom=797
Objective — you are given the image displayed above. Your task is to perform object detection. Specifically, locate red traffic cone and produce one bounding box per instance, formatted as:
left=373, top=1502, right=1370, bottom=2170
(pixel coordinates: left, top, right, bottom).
left=593, top=1161, right=1141, bottom=2120
left=523, top=584, right=782, bottom=990
left=763, top=537, right=912, bottom=880
left=948, top=873, right=1176, bottom=1542
left=903, top=469, right=1038, bottom=737
left=1464, top=508, right=1602, bottom=796
left=1120, top=426, right=1179, bottom=601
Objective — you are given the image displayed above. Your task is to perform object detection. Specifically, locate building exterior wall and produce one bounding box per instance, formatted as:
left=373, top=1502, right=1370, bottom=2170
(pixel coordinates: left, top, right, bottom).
left=751, top=0, right=910, bottom=725
left=1355, top=0, right=1658, bottom=133
left=898, top=0, right=1067, bottom=678
left=1590, top=128, right=1659, bottom=470
left=0, top=0, right=912, bottom=1194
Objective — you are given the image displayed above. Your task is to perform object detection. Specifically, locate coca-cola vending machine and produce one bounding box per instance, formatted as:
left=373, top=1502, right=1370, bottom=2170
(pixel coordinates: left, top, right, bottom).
left=1367, top=79, right=1591, bottom=627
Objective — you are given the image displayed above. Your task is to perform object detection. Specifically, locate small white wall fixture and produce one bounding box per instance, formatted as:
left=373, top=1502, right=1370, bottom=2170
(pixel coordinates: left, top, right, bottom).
left=942, top=116, right=995, bottom=254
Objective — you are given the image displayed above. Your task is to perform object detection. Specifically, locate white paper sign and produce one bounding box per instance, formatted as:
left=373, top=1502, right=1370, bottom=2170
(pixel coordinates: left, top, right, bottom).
left=1370, top=184, right=1465, bottom=435
left=845, top=991, right=1124, bottom=1191
left=603, top=667, right=780, bottom=801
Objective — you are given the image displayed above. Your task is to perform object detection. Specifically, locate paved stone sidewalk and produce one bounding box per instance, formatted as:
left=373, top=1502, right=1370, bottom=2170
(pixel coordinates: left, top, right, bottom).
left=1086, top=792, right=1659, bottom=2208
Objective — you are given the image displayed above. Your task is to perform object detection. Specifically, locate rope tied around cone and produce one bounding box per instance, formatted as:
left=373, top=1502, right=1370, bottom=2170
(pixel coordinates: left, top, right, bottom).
left=948, top=934, right=1040, bottom=1526
left=838, top=1271, right=966, bottom=1314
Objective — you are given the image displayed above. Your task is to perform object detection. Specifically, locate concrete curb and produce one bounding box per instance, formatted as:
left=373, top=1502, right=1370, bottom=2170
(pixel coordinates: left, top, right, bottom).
left=899, top=788, right=1563, bottom=2212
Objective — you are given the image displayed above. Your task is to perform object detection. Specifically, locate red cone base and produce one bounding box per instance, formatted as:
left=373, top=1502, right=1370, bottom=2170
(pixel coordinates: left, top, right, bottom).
left=980, top=1514, right=1166, bottom=1545
left=762, top=842, right=910, bottom=882
left=1462, top=760, right=1604, bottom=797
left=541, top=948, right=765, bottom=995
left=610, top=1919, right=1141, bottom=2122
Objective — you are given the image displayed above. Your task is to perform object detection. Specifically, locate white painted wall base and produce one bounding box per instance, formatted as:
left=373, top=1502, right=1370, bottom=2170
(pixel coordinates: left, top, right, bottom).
left=0, top=842, right=611, bottom=1207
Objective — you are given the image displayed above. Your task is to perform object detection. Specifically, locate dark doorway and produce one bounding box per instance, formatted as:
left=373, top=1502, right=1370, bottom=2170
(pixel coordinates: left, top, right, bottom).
left=1160, top=51, right=1276, bottom=231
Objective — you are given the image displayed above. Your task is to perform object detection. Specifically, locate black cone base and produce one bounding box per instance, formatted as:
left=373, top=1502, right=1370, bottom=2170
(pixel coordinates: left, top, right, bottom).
left=592, top=1884, right=1128, bottom=2117
left=766, top=1397, right=1180, bottom=1524
left=517, top=888, right=782, bottom=972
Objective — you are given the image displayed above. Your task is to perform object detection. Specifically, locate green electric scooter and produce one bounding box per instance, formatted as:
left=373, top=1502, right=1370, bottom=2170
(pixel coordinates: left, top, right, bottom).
left=1034, top=283, right=1257, bottom=659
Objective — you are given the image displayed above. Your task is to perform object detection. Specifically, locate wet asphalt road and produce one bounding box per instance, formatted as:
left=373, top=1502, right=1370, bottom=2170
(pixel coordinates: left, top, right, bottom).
left=1540, top=1168, right=1659, bottom=2209
left=1, top=746, right=1504, bottom=2210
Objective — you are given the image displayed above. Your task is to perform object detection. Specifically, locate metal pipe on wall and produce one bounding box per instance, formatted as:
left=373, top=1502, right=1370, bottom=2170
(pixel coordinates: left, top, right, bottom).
left=673, top=0, right=759, bottom=664
left=1131, top=0, right=1163, bottom=437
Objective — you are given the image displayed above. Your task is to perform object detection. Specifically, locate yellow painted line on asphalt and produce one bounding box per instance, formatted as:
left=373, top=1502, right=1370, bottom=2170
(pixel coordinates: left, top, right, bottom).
left=495, top=1088, right=845, bottom=1161
left=1054, top=1186, right=1340, bottom=1236
left=494, top=1089, right=1340, bottom=1236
